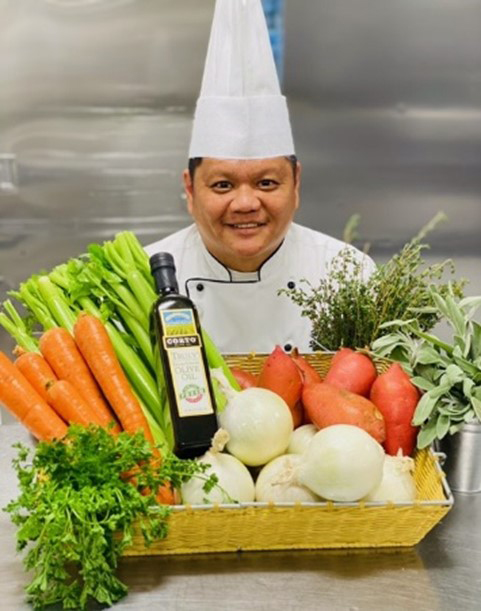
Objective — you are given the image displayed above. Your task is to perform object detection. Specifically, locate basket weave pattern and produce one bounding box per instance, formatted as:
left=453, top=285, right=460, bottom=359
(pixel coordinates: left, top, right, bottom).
left=124, top=353, right=453, bottom=556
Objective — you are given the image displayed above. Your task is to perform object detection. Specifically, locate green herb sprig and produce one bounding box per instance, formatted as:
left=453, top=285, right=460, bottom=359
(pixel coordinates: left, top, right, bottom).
left=281, top=213, right=465, bottom=351
left=4, top=425, right=216, bottom=610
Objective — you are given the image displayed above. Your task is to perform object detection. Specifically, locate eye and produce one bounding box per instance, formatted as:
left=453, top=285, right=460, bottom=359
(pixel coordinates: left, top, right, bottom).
left=211, top=180, right=233, bottom=192
left=257, top=179, right=279, bottom=190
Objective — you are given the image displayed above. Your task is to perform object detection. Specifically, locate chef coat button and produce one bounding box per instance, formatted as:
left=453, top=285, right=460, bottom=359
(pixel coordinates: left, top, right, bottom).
left=196, top=283, right=204, bottom=292
left=284, top=343, right=292, bottom=352
left=287, top=281, right=296, bottom=289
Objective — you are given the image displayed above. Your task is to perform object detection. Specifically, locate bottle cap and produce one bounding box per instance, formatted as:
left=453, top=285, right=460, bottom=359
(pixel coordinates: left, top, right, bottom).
left=149, top=252, right=176, bottom=273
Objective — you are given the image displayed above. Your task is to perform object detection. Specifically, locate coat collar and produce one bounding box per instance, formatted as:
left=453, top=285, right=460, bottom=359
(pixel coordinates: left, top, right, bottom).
left=197, top=230, right=290, bottom=283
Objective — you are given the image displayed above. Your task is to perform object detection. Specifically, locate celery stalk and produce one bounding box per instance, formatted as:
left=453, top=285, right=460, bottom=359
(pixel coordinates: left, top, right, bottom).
left=201, top=328, right=240, bottom=391
left=125, top=270, right=157, bottom=318
left=36, top=276, right=77, bottom=331
left=0, top=301, right=39, bottom=353
left=118, top=308, right=155, bottom=369
left=16, top=282, right=58, bottom=330
left=118, top=231, right=152, bottom=280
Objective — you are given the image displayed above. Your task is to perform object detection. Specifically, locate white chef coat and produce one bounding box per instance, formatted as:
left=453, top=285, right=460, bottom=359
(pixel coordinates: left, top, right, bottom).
left=145, top=223, right=375, bottom=354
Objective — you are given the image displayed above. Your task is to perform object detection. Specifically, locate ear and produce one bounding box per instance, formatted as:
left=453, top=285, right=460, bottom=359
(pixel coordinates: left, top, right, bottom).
left=293, top=161, right=301, bottom=210
left=183, top=168, right=194, bottom=216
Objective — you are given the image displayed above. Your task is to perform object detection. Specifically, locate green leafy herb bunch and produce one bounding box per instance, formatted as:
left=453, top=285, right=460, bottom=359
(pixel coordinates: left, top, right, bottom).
left=371, top=288, right=481, bottom=448
left=281, top=213, right=465, bottom=351
left=4, top=424, right=216, bottom=610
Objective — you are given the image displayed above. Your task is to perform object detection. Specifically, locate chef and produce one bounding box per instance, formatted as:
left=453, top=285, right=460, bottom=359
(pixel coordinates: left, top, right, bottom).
left=146, top=0, right=375, bottom=354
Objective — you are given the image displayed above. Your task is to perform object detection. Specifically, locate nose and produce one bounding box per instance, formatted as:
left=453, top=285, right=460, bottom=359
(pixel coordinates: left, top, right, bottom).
left=230, top=185, right=261, bottom=213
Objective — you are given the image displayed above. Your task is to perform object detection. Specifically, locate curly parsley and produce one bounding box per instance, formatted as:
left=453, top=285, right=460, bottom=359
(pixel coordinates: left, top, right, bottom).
left=4, top=425, right=215, bottom=610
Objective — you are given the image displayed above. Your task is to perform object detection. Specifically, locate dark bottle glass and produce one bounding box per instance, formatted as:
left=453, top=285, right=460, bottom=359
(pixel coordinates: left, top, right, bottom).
left=149, top=252, right=218, bottom=458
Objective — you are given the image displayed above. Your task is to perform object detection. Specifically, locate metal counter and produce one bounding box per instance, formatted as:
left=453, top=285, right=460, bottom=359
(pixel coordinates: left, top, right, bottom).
left=1, top=424, right=480, bottom=611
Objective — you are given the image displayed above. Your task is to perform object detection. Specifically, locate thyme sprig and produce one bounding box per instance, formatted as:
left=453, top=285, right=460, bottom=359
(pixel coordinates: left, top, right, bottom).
left=281, top=213, right=466, bottom=351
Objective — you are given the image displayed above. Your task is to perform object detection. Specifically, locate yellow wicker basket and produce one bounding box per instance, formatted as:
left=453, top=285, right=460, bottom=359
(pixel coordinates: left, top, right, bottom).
left=124, top=352, right=453, bottom=556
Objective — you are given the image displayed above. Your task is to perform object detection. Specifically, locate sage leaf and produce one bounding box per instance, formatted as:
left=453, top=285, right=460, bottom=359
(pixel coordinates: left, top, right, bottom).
left=471, top=321, right=481, bottom=360
left=445, top=294, right=467, bottom=337
left=459, top=295, right=481, bottom=317
left=430, top=383, right=452, bottom=399
left=453, top=332, right=469, bottom=358
left=452, top=351, right=479, bottom=377
left=417, top=419, right=438, bottom=449
left=436, top=414, right=451, bottom=440
left=445, top=364, right=466, bottom=386
left=431, top=291, right=450, bottom=319
left=463, top=378, right=475, bottom=398
left=411, top=376, right=435, bottom=392
left=413, top=391, right=438, bottom=425
left=416, top=345, right=444, bottom=366
left=370, top=333, right=403, bottom=354
left=471, top=396, right=481, bottom=422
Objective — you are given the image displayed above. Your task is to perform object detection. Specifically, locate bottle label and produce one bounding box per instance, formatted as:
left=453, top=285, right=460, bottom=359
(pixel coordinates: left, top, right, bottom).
left=159, top=308, right=215, bottom=418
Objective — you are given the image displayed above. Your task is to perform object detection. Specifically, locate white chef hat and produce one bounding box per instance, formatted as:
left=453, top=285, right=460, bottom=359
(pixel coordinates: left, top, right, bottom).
left=188, top=0, right=295, bottom=159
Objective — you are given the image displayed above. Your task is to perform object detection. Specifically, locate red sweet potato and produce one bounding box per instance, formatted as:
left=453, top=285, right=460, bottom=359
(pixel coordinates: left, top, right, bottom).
left=329, top=347, right=354, bottom=368
left=258, top=345, right=303, bottom=427
left=325, top=349, right=377, bottom=397
left=370, top=362, right=421, bottom=456
left=303, top=382, right=386, bottom=443
left=290, top=348, right=323, bottom=386
left=230, top=366, right=258, bottom=390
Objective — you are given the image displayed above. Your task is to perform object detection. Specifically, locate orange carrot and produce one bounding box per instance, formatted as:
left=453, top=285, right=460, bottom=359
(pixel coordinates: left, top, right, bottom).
left=0, top=351, right=68, bottom=441
left=73, top=314, right=154, bottom=443
left=40, top=327, right=121, bottom=433
left=73, top=314, right=176, bottom=504
left=47, top=379, right=111, bottom=429
left=15, top=351, right=57, bottom=403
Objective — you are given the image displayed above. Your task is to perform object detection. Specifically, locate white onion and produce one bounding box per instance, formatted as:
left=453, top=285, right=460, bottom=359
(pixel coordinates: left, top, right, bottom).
left=255, top=454, right=320, bottom=503
left=287, top=424, right=318, bottom=455
left=214, top=371, right=293, bottom=466
left=298, top=424, right=385, bottom=502
left=364, top=454, right=416, bottom=502
left=181, top=430, right=255, bottom=504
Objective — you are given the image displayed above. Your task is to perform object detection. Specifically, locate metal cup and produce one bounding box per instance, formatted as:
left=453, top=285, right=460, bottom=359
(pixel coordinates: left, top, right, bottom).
left=439, top=421, right=481, bottom=493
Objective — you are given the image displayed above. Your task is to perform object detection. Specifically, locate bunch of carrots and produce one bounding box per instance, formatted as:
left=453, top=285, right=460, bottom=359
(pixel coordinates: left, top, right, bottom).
left=0, top=313, right=148, bottom=440
left=0, top=231, right=237, bottom=452
left=0, top=312, right=176, bottom=500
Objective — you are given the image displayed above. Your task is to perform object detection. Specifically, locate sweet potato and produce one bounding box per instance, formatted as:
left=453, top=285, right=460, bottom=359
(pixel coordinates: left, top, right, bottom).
left=302, top=382, right=386, bottom=443
left=329, top=347, right=354, bottom=368
left=258, top=345, right=303, bottom=427
left=325, top=349, right=377, bottom=397
left=370, top=362, right=420, bottom=456
left=290, top=348, right=323, bottom=386
left=231, top=366, right=258, bottom=390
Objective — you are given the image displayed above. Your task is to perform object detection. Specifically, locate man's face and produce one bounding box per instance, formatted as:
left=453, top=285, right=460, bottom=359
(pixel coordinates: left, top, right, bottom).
left=183, top=157, right=301, bottom=272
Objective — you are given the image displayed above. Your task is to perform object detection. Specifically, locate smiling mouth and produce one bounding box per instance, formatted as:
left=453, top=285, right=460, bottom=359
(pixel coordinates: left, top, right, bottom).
left=226, top=222, right=266, bottom=229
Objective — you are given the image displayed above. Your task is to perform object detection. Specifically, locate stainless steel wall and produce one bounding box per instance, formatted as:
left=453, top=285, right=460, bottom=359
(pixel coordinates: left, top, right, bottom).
left=1, top=0, right=480, bottom=364
left=284, top=0, right=481, bottom=254
left=1, top=0, right=215, bottom=296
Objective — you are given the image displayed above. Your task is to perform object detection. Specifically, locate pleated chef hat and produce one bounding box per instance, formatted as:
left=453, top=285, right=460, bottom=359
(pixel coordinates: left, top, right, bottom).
left=188, top=0, right=295, bottom=159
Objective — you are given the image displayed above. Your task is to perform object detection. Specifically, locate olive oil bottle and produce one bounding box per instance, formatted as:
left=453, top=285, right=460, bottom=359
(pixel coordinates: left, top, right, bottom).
left=149, top=252, right=218, bottom=458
